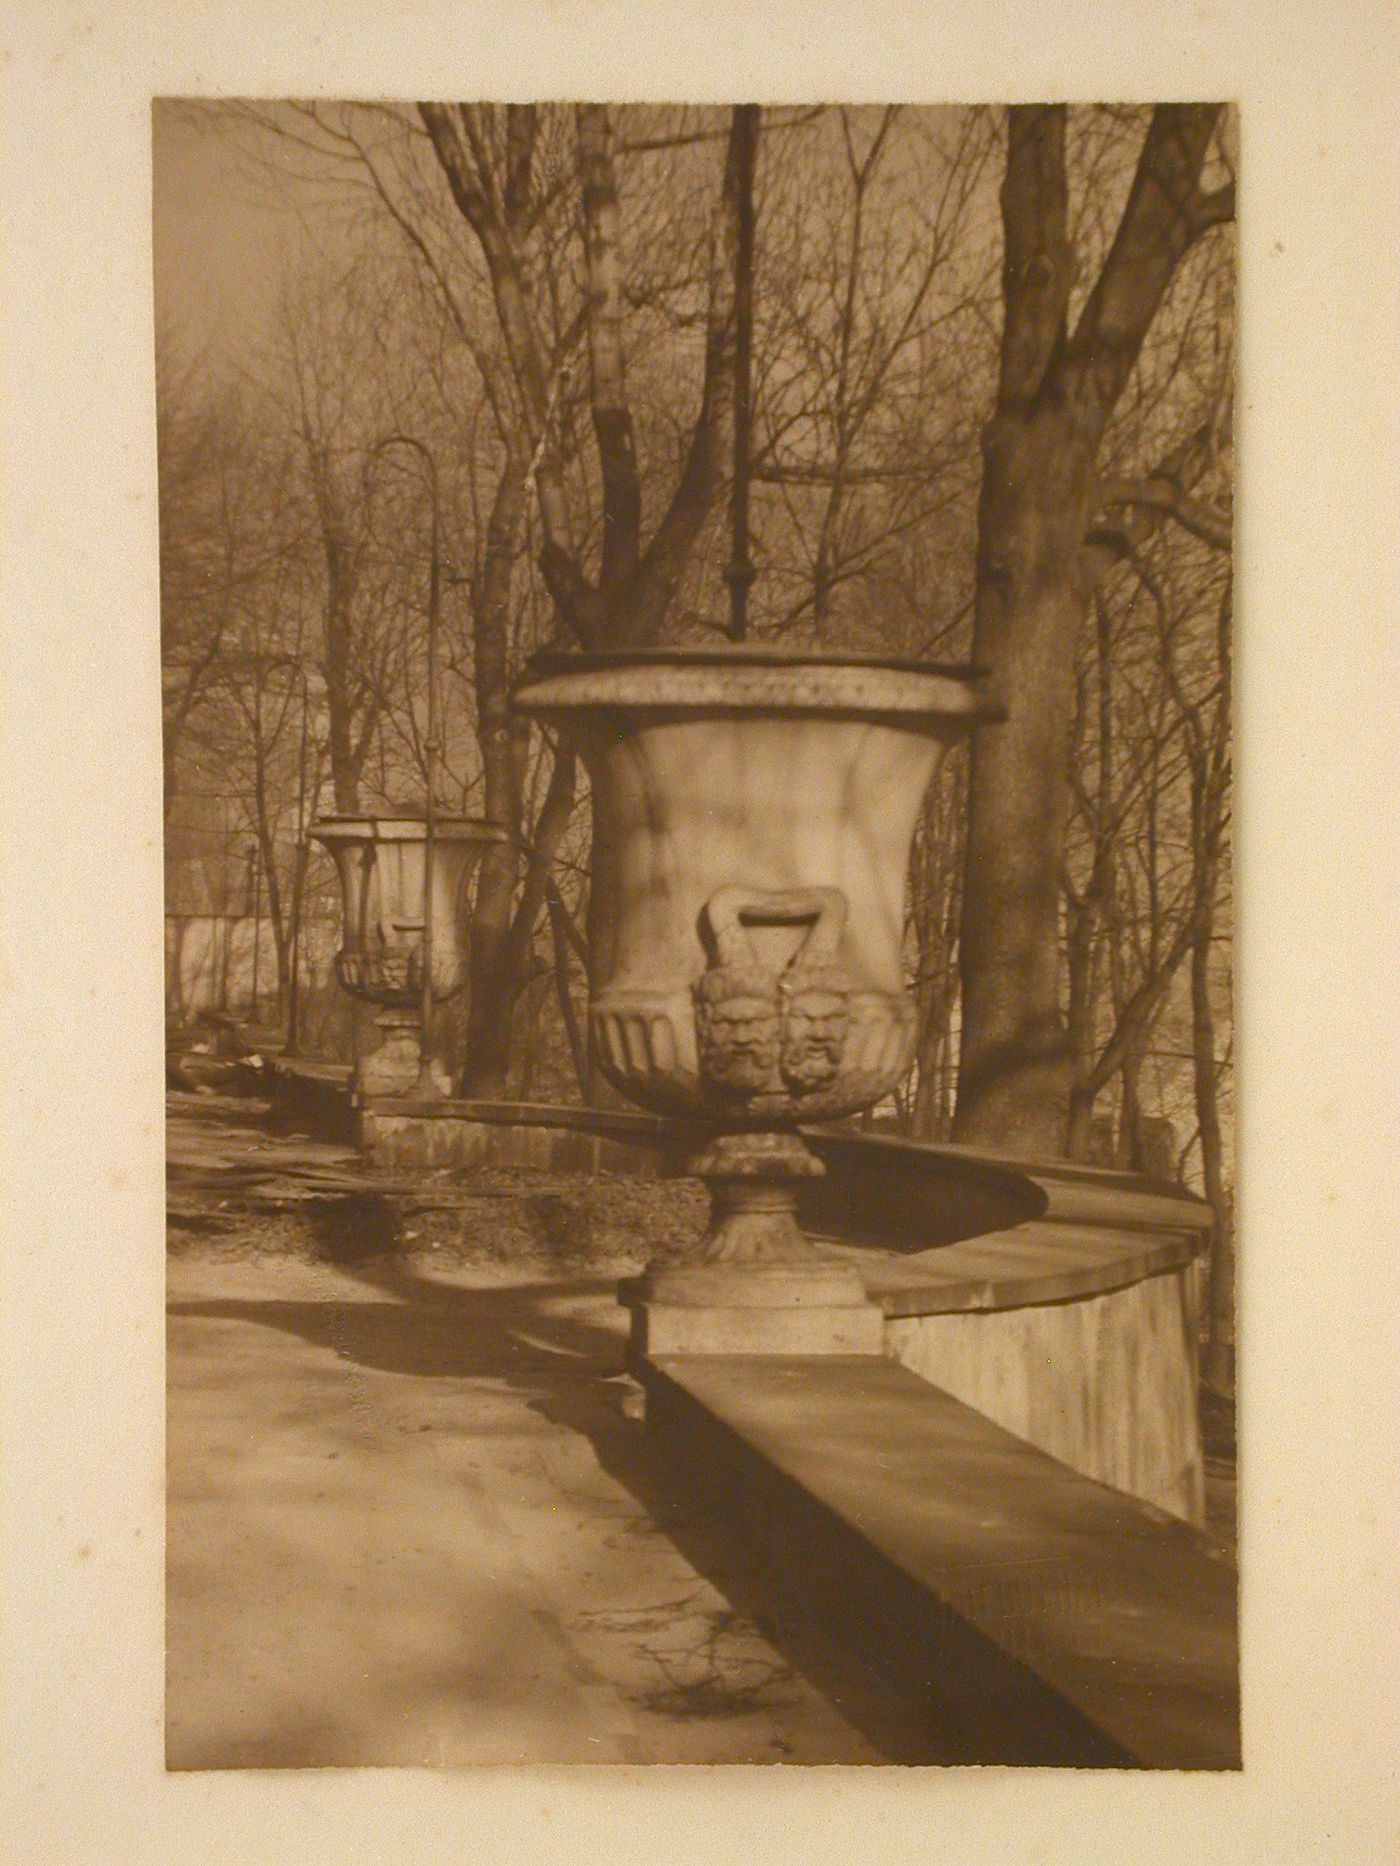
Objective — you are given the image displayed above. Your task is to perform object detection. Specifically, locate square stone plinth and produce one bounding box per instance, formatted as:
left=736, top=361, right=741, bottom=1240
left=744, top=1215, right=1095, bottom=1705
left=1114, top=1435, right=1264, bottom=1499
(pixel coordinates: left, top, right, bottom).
left=629, top=1295, right=885, bottom=1358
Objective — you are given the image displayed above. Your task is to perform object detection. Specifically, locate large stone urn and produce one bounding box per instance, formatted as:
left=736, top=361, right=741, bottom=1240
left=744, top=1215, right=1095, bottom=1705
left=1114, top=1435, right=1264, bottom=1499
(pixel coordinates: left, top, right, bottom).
left=313, top=813, right=503, bottom=1099
left=513, top=648, right=999, bottom=1353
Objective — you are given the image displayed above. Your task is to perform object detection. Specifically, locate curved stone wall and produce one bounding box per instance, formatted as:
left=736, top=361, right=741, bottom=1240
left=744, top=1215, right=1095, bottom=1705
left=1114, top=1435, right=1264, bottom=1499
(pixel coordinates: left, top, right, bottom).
left=268, top=1065, right=1213, bottom=1523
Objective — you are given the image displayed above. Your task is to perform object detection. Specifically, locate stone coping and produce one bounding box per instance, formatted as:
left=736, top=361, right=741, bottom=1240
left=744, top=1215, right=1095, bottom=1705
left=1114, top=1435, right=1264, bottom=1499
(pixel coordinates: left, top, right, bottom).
left=641, top=1353, right=1240, bottom=1769
left=842, top=1221, right=1199, bottom=1316
left=264, top=1068, right=1210, bottom=1316
left=617, top=1220, right=1197, bottom=1321
left=807, top=1128, right=1213, bottom=1240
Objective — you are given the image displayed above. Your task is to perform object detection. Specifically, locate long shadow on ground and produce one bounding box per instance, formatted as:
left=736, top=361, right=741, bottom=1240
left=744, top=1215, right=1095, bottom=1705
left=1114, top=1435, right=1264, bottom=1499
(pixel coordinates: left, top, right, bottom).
left=171, top=1240, right=1068, bottom=1764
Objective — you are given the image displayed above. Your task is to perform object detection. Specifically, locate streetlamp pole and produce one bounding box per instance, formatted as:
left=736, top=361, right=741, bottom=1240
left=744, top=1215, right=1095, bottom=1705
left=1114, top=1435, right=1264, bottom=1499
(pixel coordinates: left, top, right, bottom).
left=366, top=434, right=446, bottom=1100
left=416, top=458, right=442, bottom=1100
left=285, top=663, right=312, bottom=1058
left=247, top=841, right=262, bottom=1022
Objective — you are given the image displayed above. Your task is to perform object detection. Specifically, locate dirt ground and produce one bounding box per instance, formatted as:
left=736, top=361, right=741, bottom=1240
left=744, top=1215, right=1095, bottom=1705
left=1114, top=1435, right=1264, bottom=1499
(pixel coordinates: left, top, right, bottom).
left=167, top=1093, right=922, bottom=1767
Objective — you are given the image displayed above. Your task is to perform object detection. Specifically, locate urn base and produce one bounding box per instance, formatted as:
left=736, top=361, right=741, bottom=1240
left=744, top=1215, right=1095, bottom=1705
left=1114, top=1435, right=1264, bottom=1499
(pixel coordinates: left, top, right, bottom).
left=629, top=1129, right=884, bottom=1357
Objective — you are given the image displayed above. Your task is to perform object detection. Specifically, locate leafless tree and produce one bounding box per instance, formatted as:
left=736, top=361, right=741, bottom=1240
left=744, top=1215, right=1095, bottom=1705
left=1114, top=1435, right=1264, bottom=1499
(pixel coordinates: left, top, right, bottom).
left=954, top=104, right=1234, bottom=1155
left=264, top=260, right=414, bottom=813
left=751, top=107, right=998, bottom=648
left=157, top=340, right=294, bottom=822
left=158, top=102, right=1234, bottom=1231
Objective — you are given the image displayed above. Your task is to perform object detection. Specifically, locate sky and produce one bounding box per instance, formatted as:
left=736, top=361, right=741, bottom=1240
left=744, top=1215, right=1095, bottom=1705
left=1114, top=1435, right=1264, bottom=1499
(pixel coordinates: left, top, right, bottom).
left=152, top=104, right=304, bottom=364
left=150, top=101, right=1000, bottom=377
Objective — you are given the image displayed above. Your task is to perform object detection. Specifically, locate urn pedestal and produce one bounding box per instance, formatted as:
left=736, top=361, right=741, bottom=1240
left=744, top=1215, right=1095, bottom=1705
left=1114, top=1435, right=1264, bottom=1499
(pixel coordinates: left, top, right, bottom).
left=312, top=814, right=502, bottom=1100
left=514, top=649, right=998, bottom=1355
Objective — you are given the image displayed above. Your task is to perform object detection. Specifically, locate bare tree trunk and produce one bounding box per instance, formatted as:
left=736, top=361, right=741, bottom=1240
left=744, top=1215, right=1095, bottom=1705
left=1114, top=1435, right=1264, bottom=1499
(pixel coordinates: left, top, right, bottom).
left=1064, top=886, right=1103, bottom=1161
left=954, top=105, right=1228, bottom=1155
left=243, top=681, right=292, bottom=1021
left=910, top=904, right=957, bottom=1142
left=1116, top=1031, right=1147, bottom=1169
left=321, top=540, right=363, bottom=812
left=515, top=972, right=546, bottom=1100
left=1064, top=1067, right=1097, bottom=1164
left=461, top=744, right=577, bottom=1096
left=1194, top=899, right=1233, bottom=1394
left=909, top=764, right=964, bottom=1142
left=545, top=879, right=589, bottom=1095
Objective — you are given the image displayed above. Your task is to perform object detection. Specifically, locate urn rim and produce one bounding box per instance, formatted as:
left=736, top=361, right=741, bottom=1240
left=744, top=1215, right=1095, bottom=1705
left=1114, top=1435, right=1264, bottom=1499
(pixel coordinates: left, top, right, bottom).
left=522, top=644, right=988, bottom=678
left=311, top=812, right=506, bottom=845
left=513, top=645, right=1003, bottom=723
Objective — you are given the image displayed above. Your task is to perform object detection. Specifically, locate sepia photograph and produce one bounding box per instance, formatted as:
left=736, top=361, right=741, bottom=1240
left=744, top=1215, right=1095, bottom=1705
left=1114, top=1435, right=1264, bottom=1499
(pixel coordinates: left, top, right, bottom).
left=157, top=99, right=1241, bottom=1769
left=5, top=0, right=1399, bottom=1857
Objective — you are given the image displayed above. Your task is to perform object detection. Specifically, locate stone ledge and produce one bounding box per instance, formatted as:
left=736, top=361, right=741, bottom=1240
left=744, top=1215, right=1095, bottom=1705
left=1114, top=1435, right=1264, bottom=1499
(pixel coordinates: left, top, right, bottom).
left=261, top=1079, right=1209, bottom=1295
left=639, top=1352, right=1240, bottom=1770
left=632, top=1299, right=884, bottom=1359
left=849, top=1219, right=1201, bottom=1317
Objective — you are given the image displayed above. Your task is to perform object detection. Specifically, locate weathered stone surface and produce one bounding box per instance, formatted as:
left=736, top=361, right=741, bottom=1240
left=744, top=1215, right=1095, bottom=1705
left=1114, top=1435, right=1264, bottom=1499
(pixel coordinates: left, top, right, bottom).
left=640, top=1353, right=1239, bottom=1768
left=633, top=1299, right=885, bottom=1358
left=313, top=813, right=502, bottom=1099
left=355, top=1008, right=428, bottom=1100
left=513, top=650, right=997, bottom=1337
left=884, top=1263, right=1206, bottom=1523
left=515, top=657, right=994, bottom=1132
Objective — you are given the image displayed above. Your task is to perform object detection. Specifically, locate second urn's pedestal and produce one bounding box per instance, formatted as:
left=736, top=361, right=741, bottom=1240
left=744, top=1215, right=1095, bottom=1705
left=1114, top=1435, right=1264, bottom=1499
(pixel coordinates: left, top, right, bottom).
left=627, top=1131, right=884, bottom=1358
left=351, top=1007, right=451, bottom=1101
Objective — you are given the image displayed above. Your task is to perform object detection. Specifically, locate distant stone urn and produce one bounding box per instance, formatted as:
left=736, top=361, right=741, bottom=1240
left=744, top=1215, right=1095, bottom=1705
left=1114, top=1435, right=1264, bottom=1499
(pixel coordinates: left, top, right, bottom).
left=313, top=813, right=502, bottom=1097
left=514, top=648, right=998, bottom=1346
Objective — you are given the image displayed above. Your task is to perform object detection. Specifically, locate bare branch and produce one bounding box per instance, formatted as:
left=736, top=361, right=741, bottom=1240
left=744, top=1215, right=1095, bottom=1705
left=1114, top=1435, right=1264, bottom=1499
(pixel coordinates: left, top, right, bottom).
left=576, top=104, right=642, bottom=598
left=503, top=104, right=538, bottom=228
left=1191, top=179, right=1236, bottom=240
left=1096, top=475, right=1233, bottom=551
left=616, top=106, right=822, bottom=156
left=1060, top=104, right=1226, bottom=426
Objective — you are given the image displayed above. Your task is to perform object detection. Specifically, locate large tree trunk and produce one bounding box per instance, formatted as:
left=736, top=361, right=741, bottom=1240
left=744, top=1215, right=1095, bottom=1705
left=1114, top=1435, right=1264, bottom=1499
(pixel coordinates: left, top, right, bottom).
left=1194, top=862, right=1232, bottom=1395
left=958, top=403, right=1096, bottom=1151
left=460, top=461, right=528, bottom=1096
left=954, top=104, right=1227, bottom=1155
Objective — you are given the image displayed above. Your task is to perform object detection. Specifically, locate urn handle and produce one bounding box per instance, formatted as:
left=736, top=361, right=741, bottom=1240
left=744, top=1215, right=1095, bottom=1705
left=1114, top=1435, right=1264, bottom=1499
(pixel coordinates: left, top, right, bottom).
left=694, top=886, right=852, bottom=1101
left=701, top=885, right=847, bottom=970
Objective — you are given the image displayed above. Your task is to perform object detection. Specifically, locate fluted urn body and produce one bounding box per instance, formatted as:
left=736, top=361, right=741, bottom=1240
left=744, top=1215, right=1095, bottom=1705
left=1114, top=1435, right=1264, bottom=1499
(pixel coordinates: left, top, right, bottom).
left=515, top=650, right=996, bottom=1122
left=514, top=650, right=998, bottom=1347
